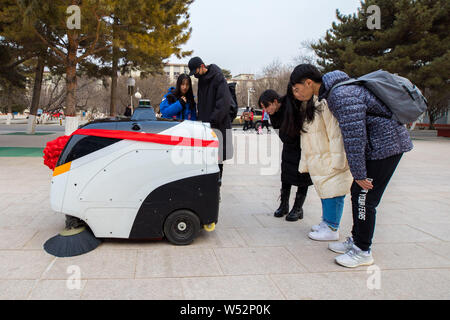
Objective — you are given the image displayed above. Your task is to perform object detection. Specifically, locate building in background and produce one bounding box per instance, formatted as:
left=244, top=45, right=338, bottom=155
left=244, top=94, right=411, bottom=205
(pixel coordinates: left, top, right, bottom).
left=163, top=63, right=190, bottom=84
left=230, top=74, right=256, bottom=107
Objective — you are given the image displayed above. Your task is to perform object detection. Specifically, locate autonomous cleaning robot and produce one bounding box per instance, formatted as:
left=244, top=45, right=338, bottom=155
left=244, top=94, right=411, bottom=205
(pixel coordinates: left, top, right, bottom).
left=49, top=106, right=220, bottom=246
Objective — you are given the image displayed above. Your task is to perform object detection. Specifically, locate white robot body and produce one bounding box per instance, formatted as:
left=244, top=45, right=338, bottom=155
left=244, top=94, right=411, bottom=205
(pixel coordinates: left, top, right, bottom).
left=50, top=118, right=220, bottom=240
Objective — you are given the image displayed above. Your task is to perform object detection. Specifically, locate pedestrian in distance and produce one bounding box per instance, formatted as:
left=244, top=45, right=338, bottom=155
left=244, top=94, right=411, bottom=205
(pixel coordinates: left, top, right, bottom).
left=261, top=108, right=271, bottom=133
left=241, top=106, right=252, bottom=131
left=124, top=105, right=132, bottom=117
left=249, top=107, right=255, bottom=129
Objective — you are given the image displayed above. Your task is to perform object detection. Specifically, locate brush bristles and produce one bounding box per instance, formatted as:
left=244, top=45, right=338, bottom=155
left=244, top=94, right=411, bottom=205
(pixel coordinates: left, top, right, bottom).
left=43, top=229, right=102, bottom=257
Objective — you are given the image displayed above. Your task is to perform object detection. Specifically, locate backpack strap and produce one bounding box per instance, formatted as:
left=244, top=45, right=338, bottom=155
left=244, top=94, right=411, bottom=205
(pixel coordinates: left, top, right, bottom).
left=328, top=79, right=365, bottom=98
left=328, top=79, right=392, bottom=120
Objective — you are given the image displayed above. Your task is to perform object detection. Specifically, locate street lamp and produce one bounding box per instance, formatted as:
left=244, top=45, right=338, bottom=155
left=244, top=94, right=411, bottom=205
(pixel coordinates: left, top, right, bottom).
left=127, top=76, right=135, bottom=112
left=134, top=91, right=142, bottom=100
left=247, top=87, right=255, bottom=107
left=134, top=90, right=142, bottom=109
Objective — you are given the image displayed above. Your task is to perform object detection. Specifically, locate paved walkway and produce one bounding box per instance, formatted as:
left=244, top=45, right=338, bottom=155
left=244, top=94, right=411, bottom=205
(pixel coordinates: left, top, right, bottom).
left=0, top=127, right=449, bottom=300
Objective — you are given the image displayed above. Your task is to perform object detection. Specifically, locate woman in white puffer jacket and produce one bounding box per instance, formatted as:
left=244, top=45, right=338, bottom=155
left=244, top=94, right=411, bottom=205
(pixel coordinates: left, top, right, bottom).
left=289, top=87, right=353, bottom=241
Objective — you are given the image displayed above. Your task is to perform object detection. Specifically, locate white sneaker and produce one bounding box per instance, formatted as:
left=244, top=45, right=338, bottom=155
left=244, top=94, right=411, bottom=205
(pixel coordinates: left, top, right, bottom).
left=308, top=225, right=339, bottom=241
left=311, top=221, right=327, bottom=232
left=328, top=237, right=354, bottom=254
left=335, top=244, right=374, bottom=268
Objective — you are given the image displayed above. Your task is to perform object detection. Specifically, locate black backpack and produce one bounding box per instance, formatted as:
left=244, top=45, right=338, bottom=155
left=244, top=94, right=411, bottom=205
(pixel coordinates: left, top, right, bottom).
left=228, top=82, right=238, bottom=121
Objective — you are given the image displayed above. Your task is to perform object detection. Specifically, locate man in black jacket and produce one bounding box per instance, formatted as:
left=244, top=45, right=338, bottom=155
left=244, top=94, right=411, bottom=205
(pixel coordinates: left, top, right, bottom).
left=188, top=57, right=233, bottom=183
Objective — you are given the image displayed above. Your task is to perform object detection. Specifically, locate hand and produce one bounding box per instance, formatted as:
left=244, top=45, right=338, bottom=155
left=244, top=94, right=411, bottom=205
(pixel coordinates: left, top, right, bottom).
left=356, top=179, right=373, bottom=190
left=180, top=96, right=187, bottom=103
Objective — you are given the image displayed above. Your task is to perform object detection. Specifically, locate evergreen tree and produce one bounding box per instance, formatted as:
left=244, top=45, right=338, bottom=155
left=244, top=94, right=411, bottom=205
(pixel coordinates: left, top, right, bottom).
left=312, top=0, right=450, bottom=128
left=3, top=0, right=194, bottom=133
left=222, top=69, right=232, bottom=80
left=92, top=0, right=194, bottom=116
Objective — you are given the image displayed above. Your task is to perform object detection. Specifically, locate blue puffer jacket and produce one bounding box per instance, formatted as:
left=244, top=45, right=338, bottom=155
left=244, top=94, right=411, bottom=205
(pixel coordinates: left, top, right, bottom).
left=160, top=87, right=197, bottom=121
left=319, top=71, right=413, bottom=180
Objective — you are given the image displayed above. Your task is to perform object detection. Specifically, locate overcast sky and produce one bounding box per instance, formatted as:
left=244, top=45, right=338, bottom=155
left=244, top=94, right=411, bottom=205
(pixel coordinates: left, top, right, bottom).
left=168, top=0, right=362, bottom=77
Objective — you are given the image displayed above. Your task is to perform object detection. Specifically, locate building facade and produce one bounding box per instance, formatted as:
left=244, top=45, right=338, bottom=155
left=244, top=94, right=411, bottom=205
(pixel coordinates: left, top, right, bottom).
left=163, top=63, right=190, bottom=84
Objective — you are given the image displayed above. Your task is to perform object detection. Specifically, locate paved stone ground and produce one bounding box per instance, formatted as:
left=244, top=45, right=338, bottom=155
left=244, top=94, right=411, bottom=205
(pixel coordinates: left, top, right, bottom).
left=0, top=126, right=449, bottom=300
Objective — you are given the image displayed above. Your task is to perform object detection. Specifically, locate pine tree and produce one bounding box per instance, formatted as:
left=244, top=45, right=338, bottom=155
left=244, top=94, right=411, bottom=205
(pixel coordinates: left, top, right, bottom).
left=312, top=0, right=450, bottom=128
left=0, top=0, right=56, bottom=132
left=5, top=0, right=195, bottom=133
left=93, top=0, right=194, bottom=116
left=222, top=69, right=232, bottom=80
left=6, top=0, right=112, bottom=133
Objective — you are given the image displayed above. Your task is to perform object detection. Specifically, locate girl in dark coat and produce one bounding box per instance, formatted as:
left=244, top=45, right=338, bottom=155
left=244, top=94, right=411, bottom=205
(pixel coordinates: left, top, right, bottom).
left=258, top=88, right=312, bottom=221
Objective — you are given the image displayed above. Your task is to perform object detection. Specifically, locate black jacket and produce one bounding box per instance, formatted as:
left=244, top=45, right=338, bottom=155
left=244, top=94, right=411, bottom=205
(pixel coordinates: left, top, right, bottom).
left=270, top=103, right=312, bottom=187
left=197, top=64, right=233, bottom=161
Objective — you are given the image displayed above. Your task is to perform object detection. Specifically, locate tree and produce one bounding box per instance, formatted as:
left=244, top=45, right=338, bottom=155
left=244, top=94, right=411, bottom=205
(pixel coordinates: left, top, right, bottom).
left=0, top=45, right=32, bottom=123
left=249, top=59, right=291, bottom=108
left=311, top=0, right=450, bottom=128
left=13, top=0, right=113, bottom=133
left=1, top=1, right=77, bottom=132
left=221, top=69, right=232, bottom=80
left=0, top=79, right=29, bottom=117
left=114, top=74, right=170, bottom=115
left=93, top=0, right=194, bottom=116
left=0, top=45, right=28, bottom=88
left=10, top=0, right=195, bottom=136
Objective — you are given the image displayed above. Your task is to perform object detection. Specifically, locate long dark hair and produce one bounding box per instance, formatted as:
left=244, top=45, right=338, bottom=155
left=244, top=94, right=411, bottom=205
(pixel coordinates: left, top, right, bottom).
left=290, top=64, right=323, bottom=84
left=282, top=84, right=303, bottom=137
left=174, top=74, right=196, bottom=110
left=258, top=87, right=303, bottom=138
left=258, top=89, right=280, bottom=108
left=287, top=64, right=324, bottom=133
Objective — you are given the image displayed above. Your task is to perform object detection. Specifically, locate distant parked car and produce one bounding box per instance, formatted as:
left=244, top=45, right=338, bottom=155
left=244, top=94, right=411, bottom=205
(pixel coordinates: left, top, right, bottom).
left=232, top=107, right=263, bottom=128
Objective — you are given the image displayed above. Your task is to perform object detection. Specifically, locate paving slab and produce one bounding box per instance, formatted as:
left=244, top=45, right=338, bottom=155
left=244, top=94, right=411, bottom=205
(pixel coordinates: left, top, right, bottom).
left=81, top=279, right=184, bottom=300
left=0, top=251, right=55, bottom=280
left=0, top=280, right=36, bottom=300
left=181, top=275, right=285, bottom=300
left=135, top=248, right=223, bottom=278
left=214, top=247, right=307, bottom=275
left=42, top=250, right=137, bottom=280
left=271, top=268, right=450, bottom=300
left=0, top=227, right=39, bottom=250
left=28, top=279, right=87, bottom=300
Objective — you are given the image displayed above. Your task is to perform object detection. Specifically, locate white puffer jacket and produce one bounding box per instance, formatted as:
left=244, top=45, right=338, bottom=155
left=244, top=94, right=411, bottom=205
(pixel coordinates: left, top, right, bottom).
left=299, top=96, right=353, bottom=199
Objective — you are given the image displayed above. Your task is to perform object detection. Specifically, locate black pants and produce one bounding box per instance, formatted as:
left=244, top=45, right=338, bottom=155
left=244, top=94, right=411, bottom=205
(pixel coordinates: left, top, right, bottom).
left=219, top=164, right=223, bottom=180
left=351, top=153, right=403, bottom=251
left=243, top=121, right=250, bottom=131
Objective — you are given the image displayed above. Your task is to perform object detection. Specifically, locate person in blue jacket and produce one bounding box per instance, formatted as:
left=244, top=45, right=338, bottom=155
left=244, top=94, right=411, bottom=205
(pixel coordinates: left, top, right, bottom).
left=160, top=74, right=197, bottom=120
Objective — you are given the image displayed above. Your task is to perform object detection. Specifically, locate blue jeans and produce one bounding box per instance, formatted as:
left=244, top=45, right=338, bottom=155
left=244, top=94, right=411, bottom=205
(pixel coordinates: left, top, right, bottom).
left=321, top=196, right=345, bottom=230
